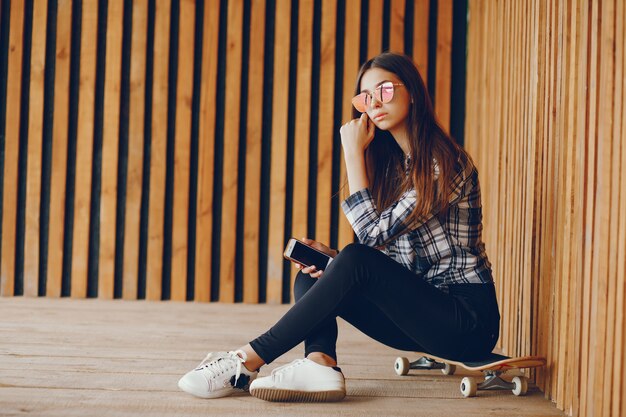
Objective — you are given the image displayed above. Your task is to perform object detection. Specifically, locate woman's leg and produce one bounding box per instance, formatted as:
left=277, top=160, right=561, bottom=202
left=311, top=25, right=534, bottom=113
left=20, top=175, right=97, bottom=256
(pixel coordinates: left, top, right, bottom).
left=249, top=243, right=496, bottom=364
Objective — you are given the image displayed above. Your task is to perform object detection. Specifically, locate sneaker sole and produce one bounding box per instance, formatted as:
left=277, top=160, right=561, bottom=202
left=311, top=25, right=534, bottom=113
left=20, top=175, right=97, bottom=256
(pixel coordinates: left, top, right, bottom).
left=250, top=388, right=346, bottom=402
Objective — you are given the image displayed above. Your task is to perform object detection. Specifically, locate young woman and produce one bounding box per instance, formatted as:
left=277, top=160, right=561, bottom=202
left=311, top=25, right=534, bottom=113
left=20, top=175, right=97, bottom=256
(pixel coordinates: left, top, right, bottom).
left=178, top=52, right=500, bottom=402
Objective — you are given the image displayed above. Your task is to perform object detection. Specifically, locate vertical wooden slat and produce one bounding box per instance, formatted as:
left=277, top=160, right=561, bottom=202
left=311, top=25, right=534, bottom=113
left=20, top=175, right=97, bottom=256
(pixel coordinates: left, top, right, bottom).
left=367, top=0, right=383, bottom=59
left=98, top=0, right=124, bottom=299
left=146, top=0, right=171, bottom=301
left=47, top=0, right=72, bottom=298
left=314, top=0, right=335, bottom=249
left=218, top=0, right=243, bottom=303
left=71, top=0, right=98, bottom=298
left=23, top=0, right=48, bottom=296
left=242, top=0, right=265, bottom=303
left=434, top=0, right=452, bottom=131
left=413, top=0, right=429, bottom=81
left=266, top=0, right=291, bottom=303
left=170, top=0, right=195, bottom=301
left=389, top=0, right=405, bottom=53
left=122, top=0, right=148, bottom=300
left=194, top=0, right=219, bottom=302
left=289, top=0, right=311, bottom=291
left=337, top=0, right=359, bottom=250
left=1, top=1, right=25, bottom=297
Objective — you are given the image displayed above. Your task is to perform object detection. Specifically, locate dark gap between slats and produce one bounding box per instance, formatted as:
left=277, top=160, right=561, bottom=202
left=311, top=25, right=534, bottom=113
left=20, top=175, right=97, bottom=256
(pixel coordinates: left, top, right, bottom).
left=115, top=0, right=133, bottom=299
left=382, top=0, right=390, bottom=52
left=359, top=0, right=368, bottom=64
left=0, top=0, right=10, bottom=268
left=39, top=0, right=59, bottom=296
left=62, top=0, right=83, bottom=297
left=162, top=0, right=181, bottom=300
left=330, top=0, right=345, bottom=252
left=427, top=0, right=437, bottom=101
left=187, top=0, right=205, bottom=301
left=210, top=0, right=228, bottom=302
left=258, top=0, right=276, bottom=303
left=87, top=0, right=109, bottom=298
left=404, top=0, right=414, bottom=57
left=15, top=0, right=35, bottom=296
left=307, top=0, right=321, bottom=240
left=138, top=0, right=156, bottom=300
left=234, top=0, right=251, bottom=303
left=450, top=0, right=467, bottom=147
left=281, top=0, right=298, bottom=304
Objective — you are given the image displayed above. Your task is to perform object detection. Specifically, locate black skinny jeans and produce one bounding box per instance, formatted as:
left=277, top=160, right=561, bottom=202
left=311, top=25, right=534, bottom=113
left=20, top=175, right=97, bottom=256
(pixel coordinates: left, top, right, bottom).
left=249, top=243, right=500, bottom=364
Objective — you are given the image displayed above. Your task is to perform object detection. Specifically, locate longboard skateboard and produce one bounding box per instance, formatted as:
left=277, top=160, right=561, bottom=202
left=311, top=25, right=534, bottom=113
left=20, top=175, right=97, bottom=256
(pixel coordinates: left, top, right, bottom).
left=394, top=352, right=546, bottom=397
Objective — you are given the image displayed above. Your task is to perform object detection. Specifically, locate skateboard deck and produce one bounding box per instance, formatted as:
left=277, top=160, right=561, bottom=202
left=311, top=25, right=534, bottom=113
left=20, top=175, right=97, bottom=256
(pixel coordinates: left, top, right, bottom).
left=394, top=352, right=546, bottom=397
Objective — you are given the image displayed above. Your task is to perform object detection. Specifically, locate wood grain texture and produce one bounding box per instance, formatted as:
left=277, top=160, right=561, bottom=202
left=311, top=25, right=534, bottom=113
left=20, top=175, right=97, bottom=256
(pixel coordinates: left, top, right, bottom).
left=98, top=0, right=124, bottom=299
left=1, top=1, right=25, bottom=297
left=71, top=0, right=98, bottom=298
left=47, top=0, right=73, bottom=298
left=434, top=0, right=452, bottom=131
left=218, top=0, right=243, bottom=303
left=389, top=0, right=405, bottom=53
left=170, top=0, right=196, bottom=301
left=146, top=0, right=171, bottom=301
left=123, top=0, right=148, bottom=300
left=465, top=0, right=626, bottom=415
left=413, top=0, right=430, bottom=81
left=194, top=0, right=220, bottom=302
left=266, top=0, right=291, bottom=303
left=23, top=0, right=48, bottom=296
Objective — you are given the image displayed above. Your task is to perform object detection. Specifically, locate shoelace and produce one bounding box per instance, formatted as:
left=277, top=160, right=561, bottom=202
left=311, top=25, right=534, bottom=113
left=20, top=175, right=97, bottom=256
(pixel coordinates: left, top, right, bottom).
left=196, top=350, right=248, bottom=386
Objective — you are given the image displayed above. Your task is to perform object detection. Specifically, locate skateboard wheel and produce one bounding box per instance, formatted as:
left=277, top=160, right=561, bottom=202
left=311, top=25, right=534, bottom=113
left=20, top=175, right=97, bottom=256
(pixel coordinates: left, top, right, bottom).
left=460, top=377, right=477, bottom=397
left=441, top=363, right=456, bottom=375
left=394, top=357, right=410, bottom=376
left=512, top=376, right=528, bottom=396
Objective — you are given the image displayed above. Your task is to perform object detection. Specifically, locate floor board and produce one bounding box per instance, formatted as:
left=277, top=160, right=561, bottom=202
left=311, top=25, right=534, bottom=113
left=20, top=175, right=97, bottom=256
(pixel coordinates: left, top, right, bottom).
left=0, top=297, right=565, bottom=416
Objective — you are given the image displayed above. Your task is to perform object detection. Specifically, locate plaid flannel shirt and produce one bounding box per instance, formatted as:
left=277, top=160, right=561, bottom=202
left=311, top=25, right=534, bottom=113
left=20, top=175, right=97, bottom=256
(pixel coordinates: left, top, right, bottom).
left=340, top=152, right=493, bottom=291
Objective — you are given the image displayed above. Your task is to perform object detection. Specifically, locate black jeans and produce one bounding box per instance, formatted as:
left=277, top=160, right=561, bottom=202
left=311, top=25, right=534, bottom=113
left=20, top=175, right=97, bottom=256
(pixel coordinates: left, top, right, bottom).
left=249, top=243, right=500, bottom=364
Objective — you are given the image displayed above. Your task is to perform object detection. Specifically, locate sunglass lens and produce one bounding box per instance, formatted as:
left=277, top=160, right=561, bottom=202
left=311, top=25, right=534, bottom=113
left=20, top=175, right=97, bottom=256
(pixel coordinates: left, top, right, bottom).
left=380, top=82, right=394, bottom=103
left=352, top=93, right=367, bottom=112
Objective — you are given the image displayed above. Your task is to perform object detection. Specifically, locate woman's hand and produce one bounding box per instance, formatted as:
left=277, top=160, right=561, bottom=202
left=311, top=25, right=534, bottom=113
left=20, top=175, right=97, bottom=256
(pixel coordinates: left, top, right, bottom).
left=294, top=237, right=338, bottom=279
left=340, top=112, right=376, bottom=157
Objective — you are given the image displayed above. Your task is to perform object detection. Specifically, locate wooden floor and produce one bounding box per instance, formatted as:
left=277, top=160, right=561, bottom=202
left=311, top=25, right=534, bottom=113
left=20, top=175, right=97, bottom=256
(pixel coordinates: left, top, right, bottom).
left=0, top=297, right=565, bottom=417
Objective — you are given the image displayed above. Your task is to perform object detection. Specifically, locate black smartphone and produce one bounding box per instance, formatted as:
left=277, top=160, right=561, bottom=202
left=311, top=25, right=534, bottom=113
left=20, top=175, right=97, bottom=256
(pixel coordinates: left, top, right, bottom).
left=283, top=238, right=333, bottom=269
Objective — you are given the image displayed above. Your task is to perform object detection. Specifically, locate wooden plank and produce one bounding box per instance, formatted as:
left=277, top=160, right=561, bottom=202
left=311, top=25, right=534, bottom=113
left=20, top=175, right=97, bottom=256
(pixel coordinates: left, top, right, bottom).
left=337, top=0, right=360, bottom=251
left=266, top=0, right=291, bottom=303
left=288, top=0, right=310, bottom=293
left=367, top=0, right=383, bottom=59
left=413, top=0, right=429, bottom=81
left=389, top=0, right=405, bottom=53
left=1, top=1, right=25, bottom=297
left=434, top=0, right=452, bottom=131
left=218, top=0, right=243, bottom=303
left=98, top=0, right=124, bottom=299
left=71, top=0, right=98, bottom=298
left=23, top=0, right=49, bottom=297
left=170, top=0, right=196, bottom=301
left=122, top=0, right=148, bottom=300
left=194, top=0, right=220, bottom=302
left=314, top=0, right=335, bottom=250
left=594, top=1, right=615, bottom=415
left=146, top=0, right=171, bottom=301
left=47, top=0, right=73, bottom=298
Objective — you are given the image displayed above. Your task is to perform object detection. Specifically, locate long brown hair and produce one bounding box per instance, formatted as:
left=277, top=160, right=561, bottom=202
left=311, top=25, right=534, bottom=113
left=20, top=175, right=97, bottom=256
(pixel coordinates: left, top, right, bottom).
left=353, top=52, right=464, bottom=238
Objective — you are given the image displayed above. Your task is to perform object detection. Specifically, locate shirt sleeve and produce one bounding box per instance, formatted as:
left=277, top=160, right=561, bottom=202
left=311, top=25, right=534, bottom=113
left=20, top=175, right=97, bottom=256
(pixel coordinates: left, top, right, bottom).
left=341, top=187, right=417, bottom=247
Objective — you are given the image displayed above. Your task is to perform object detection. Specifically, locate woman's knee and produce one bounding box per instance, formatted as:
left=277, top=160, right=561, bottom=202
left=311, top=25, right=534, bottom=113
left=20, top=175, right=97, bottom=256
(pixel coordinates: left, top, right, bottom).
left=334, top=243, right=375, bottom=264
left=293, top=271, right=317, bottom=301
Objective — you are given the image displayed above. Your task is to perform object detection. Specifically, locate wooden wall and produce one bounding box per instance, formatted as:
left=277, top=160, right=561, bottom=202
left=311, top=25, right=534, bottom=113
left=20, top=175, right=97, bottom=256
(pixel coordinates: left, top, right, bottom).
left=0, top=0, right=465, bottom=303
left=465, top=0, right=625, bottom=416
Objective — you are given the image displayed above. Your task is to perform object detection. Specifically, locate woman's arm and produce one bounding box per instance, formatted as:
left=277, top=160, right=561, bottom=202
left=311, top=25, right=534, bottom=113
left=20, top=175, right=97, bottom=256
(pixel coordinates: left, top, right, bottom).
left=340, top=113, right=375, bottom=194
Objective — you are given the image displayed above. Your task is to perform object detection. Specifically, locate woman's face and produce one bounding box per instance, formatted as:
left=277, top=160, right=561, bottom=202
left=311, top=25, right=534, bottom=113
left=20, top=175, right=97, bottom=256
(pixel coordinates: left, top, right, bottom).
left=358, top=67, right=411, bottom=132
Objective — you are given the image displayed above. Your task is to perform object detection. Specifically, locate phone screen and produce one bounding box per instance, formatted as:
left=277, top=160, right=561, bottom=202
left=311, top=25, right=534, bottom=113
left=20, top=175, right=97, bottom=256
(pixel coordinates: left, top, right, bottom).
left=290, top=241, right=331, bottom=269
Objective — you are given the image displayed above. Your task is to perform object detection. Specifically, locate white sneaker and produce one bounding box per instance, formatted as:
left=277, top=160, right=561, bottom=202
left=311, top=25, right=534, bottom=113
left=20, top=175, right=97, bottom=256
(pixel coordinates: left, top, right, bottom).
left=178, top=350, right=258, bottom=398
left=249, top=358, right=346, bottom=402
